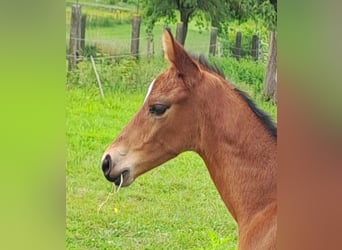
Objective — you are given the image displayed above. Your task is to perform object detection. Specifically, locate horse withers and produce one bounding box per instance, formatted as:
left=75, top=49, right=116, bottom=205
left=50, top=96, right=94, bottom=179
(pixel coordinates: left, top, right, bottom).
left=101, top=29, right=277, bottom=250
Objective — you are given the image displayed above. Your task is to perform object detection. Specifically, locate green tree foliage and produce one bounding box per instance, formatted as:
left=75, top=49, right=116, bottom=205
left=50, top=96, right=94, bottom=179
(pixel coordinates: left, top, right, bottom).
left=141, top=0, right=235, bottom=45
left=141, top=0, right=276, bottom=45
left=257, top=0, right=276, bottom=30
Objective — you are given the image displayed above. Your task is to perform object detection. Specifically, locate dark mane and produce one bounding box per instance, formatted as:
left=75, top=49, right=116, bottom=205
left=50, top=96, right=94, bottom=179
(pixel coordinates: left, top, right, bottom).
left=234, top=88, right=277, bottom=140
left=191, top=54, right=277, bottom=140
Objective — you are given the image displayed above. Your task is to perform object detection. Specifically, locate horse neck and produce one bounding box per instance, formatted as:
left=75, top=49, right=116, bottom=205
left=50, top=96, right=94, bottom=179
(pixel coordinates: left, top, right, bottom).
left=195, top=78, right=277, bottom=227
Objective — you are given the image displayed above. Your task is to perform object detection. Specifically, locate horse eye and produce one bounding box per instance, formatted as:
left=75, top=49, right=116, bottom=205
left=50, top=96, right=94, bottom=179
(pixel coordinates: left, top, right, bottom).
left=149, top=104, right=170, bottom=116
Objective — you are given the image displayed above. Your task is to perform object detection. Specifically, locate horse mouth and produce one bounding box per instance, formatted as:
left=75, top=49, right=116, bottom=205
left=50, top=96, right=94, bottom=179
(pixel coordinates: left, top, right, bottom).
left=112, top=170, right=130, bottom=186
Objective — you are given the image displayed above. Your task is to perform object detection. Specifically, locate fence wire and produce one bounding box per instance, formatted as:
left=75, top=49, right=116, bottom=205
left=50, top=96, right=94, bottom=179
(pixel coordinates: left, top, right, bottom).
left=66, top=4, right=269, bottom=67
left=66, top=39, right=265, bottom=63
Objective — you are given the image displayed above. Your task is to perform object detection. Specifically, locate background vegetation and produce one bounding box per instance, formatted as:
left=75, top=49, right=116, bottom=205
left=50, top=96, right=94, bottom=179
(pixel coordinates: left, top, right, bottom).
left=65, top=1, right=273, bottom=62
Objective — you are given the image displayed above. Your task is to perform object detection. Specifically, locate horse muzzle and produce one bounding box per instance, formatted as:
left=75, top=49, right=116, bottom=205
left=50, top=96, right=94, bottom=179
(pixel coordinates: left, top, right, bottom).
left=101, top=154, right=133, bottom=186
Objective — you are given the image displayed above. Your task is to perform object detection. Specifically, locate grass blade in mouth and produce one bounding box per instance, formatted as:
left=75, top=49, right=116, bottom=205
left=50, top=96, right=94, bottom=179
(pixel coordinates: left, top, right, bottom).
left=116, top=173, right=124, bottom=193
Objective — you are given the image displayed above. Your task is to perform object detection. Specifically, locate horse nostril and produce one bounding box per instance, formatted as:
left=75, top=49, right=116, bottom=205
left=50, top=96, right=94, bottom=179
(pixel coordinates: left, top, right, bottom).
left=102, top=154, right=112, bottom=176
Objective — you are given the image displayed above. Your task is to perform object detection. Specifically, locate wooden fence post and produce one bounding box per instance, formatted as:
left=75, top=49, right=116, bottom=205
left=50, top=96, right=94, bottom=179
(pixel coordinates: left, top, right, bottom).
left=209, top=27, right=218, bottom=56
left=217, top=42, right=222, bottom=58
left=175, top=22, right=184, bottom=45
left=68, top=4, right=82, bottom=71
left=131, top=15, right=141, bottom=59
left=234, top=32, right=242, bottom=61
left=251, top=35, right=259, bottom=61
left=80, top=14, right=87, bottom=52
left=147, top=33, right=152, bottom=62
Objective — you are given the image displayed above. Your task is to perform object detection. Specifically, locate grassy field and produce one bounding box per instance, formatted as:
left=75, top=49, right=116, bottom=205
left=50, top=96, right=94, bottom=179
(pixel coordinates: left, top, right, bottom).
left=66, top=85, right=238, bottom=249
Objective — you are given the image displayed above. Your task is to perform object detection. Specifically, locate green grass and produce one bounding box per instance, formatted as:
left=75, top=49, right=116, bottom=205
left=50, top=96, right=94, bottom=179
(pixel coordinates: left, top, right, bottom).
left=66, top=85, right=238, bottom=249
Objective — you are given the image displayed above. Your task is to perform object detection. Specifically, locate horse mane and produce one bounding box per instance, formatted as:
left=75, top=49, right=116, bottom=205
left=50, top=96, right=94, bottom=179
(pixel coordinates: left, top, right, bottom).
left=191, top=54, right=277, bottom=140
left=233, top=88, right=277, bottom=140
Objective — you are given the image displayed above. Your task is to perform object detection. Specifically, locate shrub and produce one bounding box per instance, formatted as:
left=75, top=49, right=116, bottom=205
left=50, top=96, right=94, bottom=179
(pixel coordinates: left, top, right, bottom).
left=211, top=56, right=266, bottom=96
left=219, top=19, right=270, bottom=62
left=67, top=56, right=166, bottom=93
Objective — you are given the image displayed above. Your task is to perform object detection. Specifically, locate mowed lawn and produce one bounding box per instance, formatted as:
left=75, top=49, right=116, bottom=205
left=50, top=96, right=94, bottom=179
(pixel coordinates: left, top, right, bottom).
left=66, top=85, right=237, bottom=249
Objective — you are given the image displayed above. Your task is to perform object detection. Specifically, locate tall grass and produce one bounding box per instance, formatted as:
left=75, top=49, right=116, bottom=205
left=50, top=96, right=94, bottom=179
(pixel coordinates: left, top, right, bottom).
left=67, top=57, right=167, bottom=93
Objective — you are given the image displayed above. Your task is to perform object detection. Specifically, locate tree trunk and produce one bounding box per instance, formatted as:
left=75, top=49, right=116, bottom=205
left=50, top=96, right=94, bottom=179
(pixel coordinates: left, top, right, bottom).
left=264, top=31, right=277, bottom=103
left=179, top=9, right=192, bottom=46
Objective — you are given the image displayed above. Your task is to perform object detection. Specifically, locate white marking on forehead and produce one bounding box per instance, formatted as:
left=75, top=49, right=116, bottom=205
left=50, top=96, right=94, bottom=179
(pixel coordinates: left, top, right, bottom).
left=144, top=79, right=155, bottom=103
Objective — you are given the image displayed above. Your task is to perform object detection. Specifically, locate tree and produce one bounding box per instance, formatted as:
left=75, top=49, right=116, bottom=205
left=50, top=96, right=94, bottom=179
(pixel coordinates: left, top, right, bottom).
left=261, top=0, right=277, bottom=102
left=264, top=30, right=277, bottom=102
left=231, top=0, right=276, bottom=102
left=141, top=0, right=232, bottom=45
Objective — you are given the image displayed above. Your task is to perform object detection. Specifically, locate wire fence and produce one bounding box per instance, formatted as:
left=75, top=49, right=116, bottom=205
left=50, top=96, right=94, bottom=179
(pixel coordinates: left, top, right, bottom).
left=66, top=3, right=269, bottom=71
left=65, top=0, right=136, bottom=12
left=66, top=40, right=263, bottom=60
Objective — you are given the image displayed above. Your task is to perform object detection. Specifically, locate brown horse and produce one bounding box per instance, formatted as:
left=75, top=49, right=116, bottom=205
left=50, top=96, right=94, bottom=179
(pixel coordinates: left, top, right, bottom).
left=101, top=29, right=277, bottom=250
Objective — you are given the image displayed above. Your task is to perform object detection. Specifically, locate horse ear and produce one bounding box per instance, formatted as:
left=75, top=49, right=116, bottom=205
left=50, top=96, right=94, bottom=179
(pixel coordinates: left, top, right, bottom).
left=162, top=29, right=200, bottom=80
